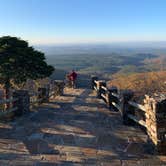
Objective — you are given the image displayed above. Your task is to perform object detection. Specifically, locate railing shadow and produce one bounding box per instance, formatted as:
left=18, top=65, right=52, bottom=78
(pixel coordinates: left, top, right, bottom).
left=0, top=88, right=165, bottom=165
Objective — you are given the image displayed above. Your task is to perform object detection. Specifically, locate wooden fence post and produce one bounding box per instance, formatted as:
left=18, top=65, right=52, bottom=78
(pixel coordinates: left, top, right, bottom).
left=45, top=84, right=50, bottom=101
left=91, top=76, right=98, bottom=89
left=144, top=95, right=166, bottom=154
left=106, top=87, right=118, bottom=110
left=122, top=90, right=134, bottom=125
left=53, top=80, right=65, bottom=97
left=38, top=88, right=48, bottom=103
left=13, top=90, right=30, bottom=116
left=96, top=81, right=106, bottom=98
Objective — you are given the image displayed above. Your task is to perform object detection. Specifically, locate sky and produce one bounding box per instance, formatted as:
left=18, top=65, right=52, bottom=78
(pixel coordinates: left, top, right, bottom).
left=0, top=0, right=166, bottom=45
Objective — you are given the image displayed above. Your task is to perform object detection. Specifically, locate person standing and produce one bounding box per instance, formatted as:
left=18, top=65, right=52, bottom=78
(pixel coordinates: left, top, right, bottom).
left=69, top=70, right=77, bottom=88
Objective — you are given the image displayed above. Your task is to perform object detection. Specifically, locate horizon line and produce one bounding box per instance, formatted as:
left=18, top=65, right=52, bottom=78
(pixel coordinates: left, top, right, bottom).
left=33, top=40, right=166, bottom=47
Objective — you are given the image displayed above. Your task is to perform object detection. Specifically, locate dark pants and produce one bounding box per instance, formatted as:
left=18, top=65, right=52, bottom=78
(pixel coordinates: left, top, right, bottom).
left=71, top=80, right=76, bottom=88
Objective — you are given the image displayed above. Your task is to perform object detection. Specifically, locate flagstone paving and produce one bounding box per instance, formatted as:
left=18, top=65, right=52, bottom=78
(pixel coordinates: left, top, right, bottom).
left=0, top=88, right=165, bottom=165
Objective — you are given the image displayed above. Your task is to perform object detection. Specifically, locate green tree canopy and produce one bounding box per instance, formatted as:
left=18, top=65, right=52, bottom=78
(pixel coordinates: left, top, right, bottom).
left=0, top=36, right=54, bottom=96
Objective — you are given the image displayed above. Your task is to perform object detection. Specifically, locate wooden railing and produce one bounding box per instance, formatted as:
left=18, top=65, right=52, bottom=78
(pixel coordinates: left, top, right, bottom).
left=92, top=76, right=147, bottom=127
left=0, top=80, right=65, bottom=120
left=92, top=76, right=166, bottom=154
left=0, top=97, right=18, bottom=119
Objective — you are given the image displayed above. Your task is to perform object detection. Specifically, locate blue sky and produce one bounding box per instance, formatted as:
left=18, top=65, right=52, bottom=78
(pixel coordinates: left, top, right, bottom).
left=0, top=0, right=166, bottom=44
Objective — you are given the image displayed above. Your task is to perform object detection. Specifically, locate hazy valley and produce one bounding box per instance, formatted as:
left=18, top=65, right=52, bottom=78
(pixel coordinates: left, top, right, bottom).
left=36, top=44, right=166, bottom=78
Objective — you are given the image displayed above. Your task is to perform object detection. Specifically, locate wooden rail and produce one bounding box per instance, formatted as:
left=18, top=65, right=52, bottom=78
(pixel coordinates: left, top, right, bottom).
left=91, top=76, right=147, bottom=128
left=0, top=98, right=18, bottom=105
left=127, top=114, right=146, bottom=127
left=91, top=76, right=166, bottom=155
left=0, top=97, right=18, bottom=119
left=0, top=80, right=65, bottom=120
left=128, top=101, right=146, bottom=112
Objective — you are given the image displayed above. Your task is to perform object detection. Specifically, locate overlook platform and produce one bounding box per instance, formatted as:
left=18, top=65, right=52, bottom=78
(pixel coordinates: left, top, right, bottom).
left=0, top=88, right=165, bottom=165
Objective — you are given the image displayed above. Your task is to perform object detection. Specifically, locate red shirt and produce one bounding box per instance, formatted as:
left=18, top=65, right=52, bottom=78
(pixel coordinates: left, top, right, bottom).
left=69, top=72, right=77, bottom=81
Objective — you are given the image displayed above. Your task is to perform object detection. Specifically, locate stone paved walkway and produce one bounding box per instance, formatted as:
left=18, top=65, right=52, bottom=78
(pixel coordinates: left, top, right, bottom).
left=0, top=88, right=165, bottom=166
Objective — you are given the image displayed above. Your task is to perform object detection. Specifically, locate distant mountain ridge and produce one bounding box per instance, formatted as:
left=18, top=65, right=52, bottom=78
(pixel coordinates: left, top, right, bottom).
left=34, top=43, right=166, bottom=81
left=35, top=42, right=166, bottom=56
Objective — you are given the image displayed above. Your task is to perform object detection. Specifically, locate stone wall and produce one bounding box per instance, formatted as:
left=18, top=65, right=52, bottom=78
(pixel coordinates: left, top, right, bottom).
left=144, top=94, right=166, bottom=154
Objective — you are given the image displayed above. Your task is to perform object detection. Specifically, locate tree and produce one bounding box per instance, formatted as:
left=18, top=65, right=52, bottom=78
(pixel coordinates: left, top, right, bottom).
left=0, top=36, right=54, bottom=100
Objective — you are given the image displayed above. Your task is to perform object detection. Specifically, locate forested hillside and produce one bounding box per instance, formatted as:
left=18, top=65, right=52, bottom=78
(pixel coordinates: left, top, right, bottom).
left=40, top=45, right=166, bottom=98
left=46, top=52, right=162, bottom=75
left=109, top=71, right=166, bottom=99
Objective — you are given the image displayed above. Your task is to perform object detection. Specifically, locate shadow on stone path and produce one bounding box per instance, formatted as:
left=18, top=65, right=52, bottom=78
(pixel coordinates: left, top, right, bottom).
left=0, top=88, right=165, bottom=166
